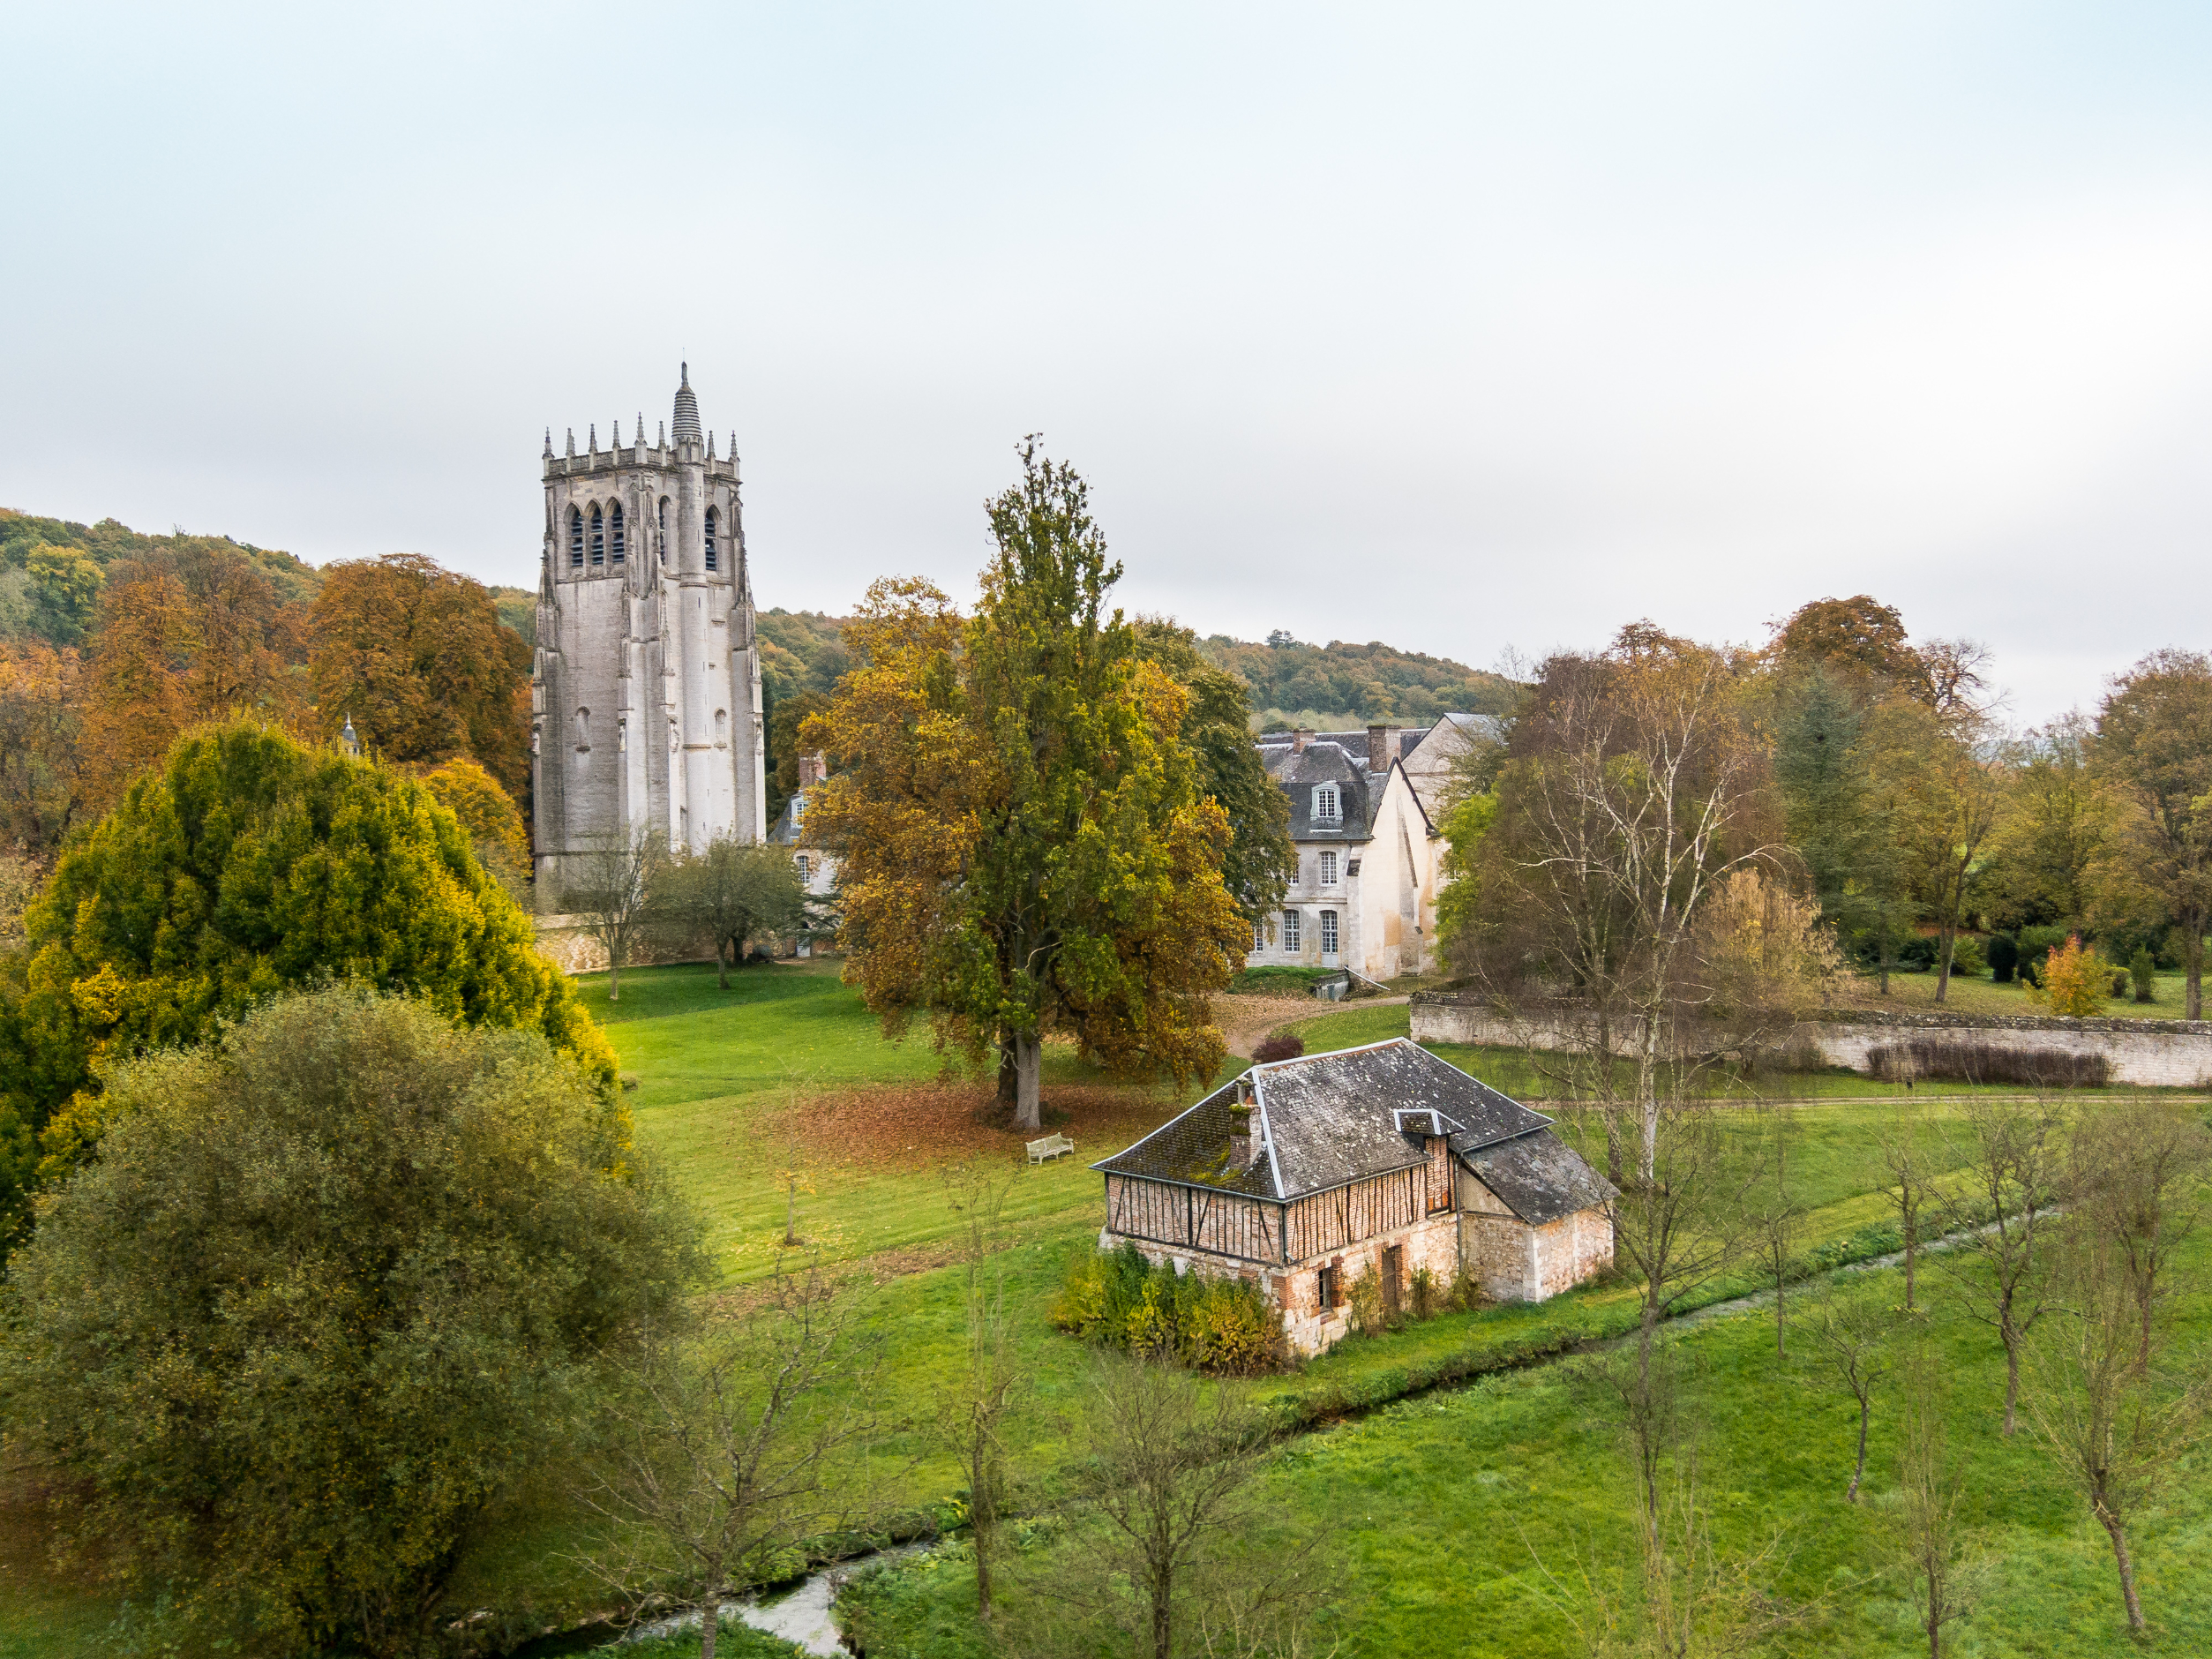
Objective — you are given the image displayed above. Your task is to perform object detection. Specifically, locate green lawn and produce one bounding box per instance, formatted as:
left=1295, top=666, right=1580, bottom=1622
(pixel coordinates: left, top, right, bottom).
left=1864, top=967, right=2198, bottom=1021
left=6, top=963, right=2200, bottom=1655
left=842, top=1233, right=2212, bottom=1658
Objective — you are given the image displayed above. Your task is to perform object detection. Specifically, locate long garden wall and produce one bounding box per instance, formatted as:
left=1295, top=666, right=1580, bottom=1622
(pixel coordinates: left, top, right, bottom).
left=1408, top=994, right=2212, bottom=1090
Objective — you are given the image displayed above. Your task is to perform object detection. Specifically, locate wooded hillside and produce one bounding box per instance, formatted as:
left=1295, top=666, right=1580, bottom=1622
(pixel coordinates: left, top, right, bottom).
left=1199, top=634, right=1517, bottom=726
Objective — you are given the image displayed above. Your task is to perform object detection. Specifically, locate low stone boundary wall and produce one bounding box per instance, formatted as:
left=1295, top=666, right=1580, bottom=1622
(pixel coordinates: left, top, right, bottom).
left=531, top=915, right=716, bottom=977
left=1409, top=995, right=2212, bottom=1090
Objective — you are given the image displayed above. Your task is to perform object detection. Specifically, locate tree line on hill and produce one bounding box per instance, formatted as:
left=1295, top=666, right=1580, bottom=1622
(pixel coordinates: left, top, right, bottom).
left=0, top=508, right=537, bottom=882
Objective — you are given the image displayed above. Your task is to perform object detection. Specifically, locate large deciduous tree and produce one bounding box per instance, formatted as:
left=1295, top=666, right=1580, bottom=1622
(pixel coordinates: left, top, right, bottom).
left=1448, top=623, right=1778, bottom=1175
left=1130, top=619, right=1295, bottom=937
left=805, top=445, right=1247, bottom=1130
left=0, top=987, right=694, bottom=1659
left=0, top=719, right=612, bottom=1241
left=309, top=552, right=532, bottom=805
left=2094, top=649, right=2212, bottom=1019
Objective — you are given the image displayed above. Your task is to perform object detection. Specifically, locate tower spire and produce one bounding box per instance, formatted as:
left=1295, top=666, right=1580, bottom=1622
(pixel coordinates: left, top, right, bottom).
left=566, top=427, right=575, bottom=457
left=543, top=427, right=553, bottom=458
left=671, top=364, right=701, bottom=447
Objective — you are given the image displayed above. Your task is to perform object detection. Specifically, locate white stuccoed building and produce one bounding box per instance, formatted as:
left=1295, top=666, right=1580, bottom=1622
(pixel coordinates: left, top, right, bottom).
left=530, top=366, right=767, bottom=908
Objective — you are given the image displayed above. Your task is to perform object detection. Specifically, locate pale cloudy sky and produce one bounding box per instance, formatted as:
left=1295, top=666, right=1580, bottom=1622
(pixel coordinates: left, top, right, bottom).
left=6, top=3, right=2211, bottom=722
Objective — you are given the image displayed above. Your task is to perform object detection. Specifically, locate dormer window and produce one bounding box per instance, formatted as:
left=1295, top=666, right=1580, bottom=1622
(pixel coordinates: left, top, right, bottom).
left=791, top=794, right=806, bottom=824
left=704, top=507, right=719, bottom=571
left=1311, top=784, right=1339, bottom=823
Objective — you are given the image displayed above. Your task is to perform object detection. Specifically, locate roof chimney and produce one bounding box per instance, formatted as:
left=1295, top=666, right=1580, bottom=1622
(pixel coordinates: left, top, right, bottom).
left=798, top=750, right=827, bottom=789
left=1293, top=727, right=1314, bottom=754
left=1368, top=724, right=1399, bottom=773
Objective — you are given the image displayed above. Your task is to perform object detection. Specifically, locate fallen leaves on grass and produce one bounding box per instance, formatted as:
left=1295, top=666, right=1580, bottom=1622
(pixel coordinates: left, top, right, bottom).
left=759, top=1082, right=1179, bottom=1175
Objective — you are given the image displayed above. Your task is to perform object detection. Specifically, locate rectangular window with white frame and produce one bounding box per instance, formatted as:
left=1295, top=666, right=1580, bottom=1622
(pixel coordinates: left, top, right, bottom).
left=1321, top=909, right=1338, bottom=955
left=1320, top=850, right=1338, bottom=885
left=1311, top=784, right=1339, bottom=822
left=1253, top=918, right=1266, bottom=952
left=1282, top=909, right=1301, bottom=952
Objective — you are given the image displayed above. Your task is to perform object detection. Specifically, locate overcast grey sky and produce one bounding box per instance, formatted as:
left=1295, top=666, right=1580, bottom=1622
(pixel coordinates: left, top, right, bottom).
left=7, top=3, right=2211, bottom=721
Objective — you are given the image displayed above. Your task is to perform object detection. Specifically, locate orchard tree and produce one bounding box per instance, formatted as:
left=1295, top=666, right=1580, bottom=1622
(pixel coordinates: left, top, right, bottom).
left=0, top=987, right=694, bottom=1659
left=805, top=444, right=1248, bottom=1130
left=2095, top=649, right=2212, bottom=1018
left=0, top=719, right=612, bottom=1240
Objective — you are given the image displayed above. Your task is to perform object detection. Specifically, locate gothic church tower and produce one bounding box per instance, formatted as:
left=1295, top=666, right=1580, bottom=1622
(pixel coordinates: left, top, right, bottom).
left=531, top=365, right=765, bottom=909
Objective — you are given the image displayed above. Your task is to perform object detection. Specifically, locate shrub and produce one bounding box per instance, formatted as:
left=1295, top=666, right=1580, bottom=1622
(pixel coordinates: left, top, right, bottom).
left=2131, top=947, right=2158, bottom=1003
left=1896, top=935, right=1939, bottom=972
left=1251, top=1032, right=1306, bottom=1063
left=1409, top=1265, right=1442, bottom=1319
left=1182, top=1278, right=1286, bottom=1376
left=2036, top=935, right=2112, bottom=1017
left=2112, top=970, right=2132, bottom=998
left=0, top=987, right=694, bottom=1656
left=1988, top=934, right=2019, bottom=983
left=1864, top=1039, right=2108, bottom=1088
left=1050, top=1245, right=1286, bottom=1374
left=1345, top=1267, right=1386, bottom=1336
left=1450, top=1267, right=1493, bottom=1311
left=1946, top=935, right=1987, bottom=978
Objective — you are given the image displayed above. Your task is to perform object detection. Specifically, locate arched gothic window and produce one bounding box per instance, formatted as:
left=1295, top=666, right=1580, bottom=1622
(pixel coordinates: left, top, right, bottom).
left=703, top=507, right=719, bottom=571
left=569, top=507, right=583, bottom=567
left=610, top=502, right=626, bottom=563
left=589, top=506, right=604, bottom=566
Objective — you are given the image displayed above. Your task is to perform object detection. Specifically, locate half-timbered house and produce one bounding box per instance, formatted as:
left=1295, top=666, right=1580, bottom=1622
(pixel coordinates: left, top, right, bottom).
left=1091, top=1039, right=1616, bottom=1355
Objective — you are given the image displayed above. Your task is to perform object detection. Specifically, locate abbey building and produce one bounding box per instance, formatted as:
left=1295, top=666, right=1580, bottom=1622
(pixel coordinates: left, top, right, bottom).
left=531, top=365, right=766, bottom=908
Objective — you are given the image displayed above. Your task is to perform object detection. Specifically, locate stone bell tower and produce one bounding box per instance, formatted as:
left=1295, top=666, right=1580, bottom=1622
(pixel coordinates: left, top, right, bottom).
left=530, top=364, right=766, bottom=909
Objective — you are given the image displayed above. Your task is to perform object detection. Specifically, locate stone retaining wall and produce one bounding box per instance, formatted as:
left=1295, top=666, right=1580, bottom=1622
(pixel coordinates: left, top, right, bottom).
left=1409, top=995, right=2212, bottom=1090
left=530, top=915, right=717, bottom=977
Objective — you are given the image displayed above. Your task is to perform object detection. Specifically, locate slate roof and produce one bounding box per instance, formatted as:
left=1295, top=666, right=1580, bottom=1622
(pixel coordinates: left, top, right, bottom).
left=1256, top=739, right=1375, bottom=840
left=1094, top=1039, right=1614, bottom=1223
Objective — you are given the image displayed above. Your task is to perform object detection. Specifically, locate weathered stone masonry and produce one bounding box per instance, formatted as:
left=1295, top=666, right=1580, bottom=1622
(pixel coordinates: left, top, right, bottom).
left=532, top=366, right=766, bottom=909
left=1410, top=995, right=2212, bottom=1090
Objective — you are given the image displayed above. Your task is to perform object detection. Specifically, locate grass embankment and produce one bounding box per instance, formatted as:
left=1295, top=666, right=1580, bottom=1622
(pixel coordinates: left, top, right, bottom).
left=843, top=1232, right=2212, bottom=1658
left=2, top=965, right=2190, bottom=1654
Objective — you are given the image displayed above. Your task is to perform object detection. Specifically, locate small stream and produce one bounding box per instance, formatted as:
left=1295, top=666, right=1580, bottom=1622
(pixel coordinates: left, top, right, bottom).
left=521, top=1222, right=1993, bottom=1656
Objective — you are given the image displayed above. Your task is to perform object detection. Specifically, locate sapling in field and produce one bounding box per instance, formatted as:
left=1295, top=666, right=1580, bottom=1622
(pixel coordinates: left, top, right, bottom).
left=2021, top=1180, right=2212, bottom=1635
left=931, top=1160, right=1027, bottom=1620
left=1800, top=1285, right=1893, bottom=1501
left=1933, top=1098, right=2066, bottom=1432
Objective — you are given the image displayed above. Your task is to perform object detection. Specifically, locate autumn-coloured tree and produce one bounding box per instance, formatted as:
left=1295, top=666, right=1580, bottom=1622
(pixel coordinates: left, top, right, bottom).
left=2035, top=934, right=2111, bottom=1018
left=309, top=552, right=531, bottom=804
left=0, top=719, right=612, bottom=1244
left=0, top=641, right=85, bottom=856
left=1878, top=698, right=2001, bottom=1005
left=77, top=544, right=310, bottom=814
left=804, top=447, right=1247, bottom=1130
left=1130, top=619, right=1295, bottom=938
left=79, top=569, right=198, bottom=809
left=423, top=755, right=533, bottom=901
left=2094, top=649, right=2212, bottom=1019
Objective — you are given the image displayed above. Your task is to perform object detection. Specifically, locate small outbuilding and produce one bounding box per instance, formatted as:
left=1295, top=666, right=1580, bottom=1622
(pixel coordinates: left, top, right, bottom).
left=1091, top=1039, right=1616, bottom=1355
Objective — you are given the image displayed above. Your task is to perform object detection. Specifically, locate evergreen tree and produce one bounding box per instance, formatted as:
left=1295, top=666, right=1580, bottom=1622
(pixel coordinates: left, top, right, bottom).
left=1773, top=666, right=1911, bottom=987
left=0, top=719, right=612, bottom=1244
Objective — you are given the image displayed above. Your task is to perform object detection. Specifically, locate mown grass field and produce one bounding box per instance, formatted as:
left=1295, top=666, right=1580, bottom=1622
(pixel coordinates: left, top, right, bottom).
left=3, top=961, right=2205, bottom=1655
left=842, top=1234, right=2212, bottom=1658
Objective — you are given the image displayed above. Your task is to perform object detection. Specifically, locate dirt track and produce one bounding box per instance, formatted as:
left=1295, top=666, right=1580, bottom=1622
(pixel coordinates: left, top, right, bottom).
left=1216, top=992, right=1409, bottom=1057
